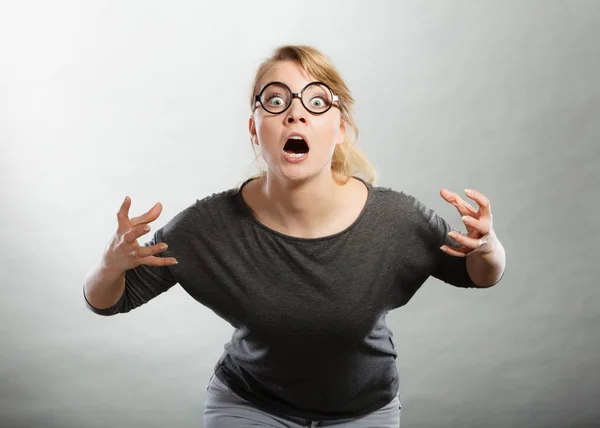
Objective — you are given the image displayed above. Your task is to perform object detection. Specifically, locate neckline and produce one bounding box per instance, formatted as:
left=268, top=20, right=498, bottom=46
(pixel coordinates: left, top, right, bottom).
left=235, top=175, right=373, bottom=242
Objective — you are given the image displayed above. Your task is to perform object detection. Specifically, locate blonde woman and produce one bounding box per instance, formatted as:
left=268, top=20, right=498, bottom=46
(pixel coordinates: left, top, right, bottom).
left=84, top=45, right=506, bottom=427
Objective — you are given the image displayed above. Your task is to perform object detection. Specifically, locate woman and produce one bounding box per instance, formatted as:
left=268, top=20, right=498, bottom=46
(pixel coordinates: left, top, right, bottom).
left=83, top=45, right=506, bottom=427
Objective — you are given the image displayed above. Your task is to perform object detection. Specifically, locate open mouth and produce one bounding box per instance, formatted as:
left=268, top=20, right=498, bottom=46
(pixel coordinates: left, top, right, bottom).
left=283, top=137, right=309, bottom=157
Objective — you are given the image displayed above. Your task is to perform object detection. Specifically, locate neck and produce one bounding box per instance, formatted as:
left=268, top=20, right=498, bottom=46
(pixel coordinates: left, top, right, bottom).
left=260, top=171, right=349, bottom=234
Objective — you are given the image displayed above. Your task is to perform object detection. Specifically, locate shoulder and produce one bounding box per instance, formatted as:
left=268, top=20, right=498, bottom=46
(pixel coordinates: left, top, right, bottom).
left=196, top=186, right=240, bottom=211
left=369, top=184, right=431, bottom=218
left=369, top=184, right=450, bottom=241
left=159, top=185, right=242, bottom=238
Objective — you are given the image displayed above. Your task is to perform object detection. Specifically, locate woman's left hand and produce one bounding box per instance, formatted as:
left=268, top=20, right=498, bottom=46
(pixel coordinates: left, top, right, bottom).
left=439, top=188, right=496, bottom=257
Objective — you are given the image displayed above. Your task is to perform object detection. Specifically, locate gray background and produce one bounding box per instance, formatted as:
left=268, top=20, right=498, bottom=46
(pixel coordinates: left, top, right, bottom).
left=1, top=1, right=598, bottom=427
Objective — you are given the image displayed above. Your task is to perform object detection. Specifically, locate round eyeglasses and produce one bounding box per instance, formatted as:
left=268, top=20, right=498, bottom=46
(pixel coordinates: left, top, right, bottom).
left=254, top=81, right=340, bottom=115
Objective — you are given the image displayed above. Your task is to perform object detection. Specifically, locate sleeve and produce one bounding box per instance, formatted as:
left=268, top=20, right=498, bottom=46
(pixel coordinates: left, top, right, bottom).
left=410, top=195, right=478, bottom=289
left=83, top=223, right=180, bottom=316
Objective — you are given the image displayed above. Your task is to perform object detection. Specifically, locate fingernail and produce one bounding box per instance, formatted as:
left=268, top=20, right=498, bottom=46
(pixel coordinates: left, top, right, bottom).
left=465, top=189, right=472, bottom=195
left=461, top=216, right=469, bottom=222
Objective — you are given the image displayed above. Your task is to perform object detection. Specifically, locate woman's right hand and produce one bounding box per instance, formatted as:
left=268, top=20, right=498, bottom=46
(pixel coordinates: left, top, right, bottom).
left=102, top=196, right=179, bottom=273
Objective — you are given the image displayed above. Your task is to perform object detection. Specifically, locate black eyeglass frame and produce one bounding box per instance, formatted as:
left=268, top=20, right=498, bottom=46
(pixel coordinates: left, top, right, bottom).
left=253, top=81, right=341, bottom=115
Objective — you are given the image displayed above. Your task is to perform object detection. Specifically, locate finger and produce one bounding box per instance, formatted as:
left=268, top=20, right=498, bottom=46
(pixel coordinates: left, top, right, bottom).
left=461, top=215, right=489, bottom=235
left=123, top=224, right=152, bottom=244
left=465, top=189, right=491, bottom=218
left=139, top=255, right=179, bottom=266
left=440, top=189, right=478, bottom=216
left=116, top=196, right=133, bottom=231
left=130, top=202, right=163, bottom=227
left=454, top=194, right=479, bottom=215
left=440, top=189, right=470, bottom=217
left=448, top=230, right=484, bottom=250
left=134, top=242, right=170, bottom=259
left=440, top=245, right=469, bottom=257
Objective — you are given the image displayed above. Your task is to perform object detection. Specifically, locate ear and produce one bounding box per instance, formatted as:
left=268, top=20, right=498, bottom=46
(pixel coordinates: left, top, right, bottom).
left=248, top=115, right=258, bottom=145
left=337, top=120, right=346, bottom=145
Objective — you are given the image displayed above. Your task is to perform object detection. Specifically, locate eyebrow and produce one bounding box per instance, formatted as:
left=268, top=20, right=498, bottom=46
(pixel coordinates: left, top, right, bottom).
left=261, top=81, right=319, bottom=92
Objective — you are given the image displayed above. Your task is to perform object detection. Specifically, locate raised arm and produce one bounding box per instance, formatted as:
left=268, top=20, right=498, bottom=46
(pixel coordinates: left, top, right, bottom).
left=83, top=196, right=179, bottom=315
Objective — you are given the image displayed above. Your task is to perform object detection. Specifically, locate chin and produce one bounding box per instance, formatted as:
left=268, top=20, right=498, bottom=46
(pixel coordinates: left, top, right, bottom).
left=277, top=169, right=313, bottom=183
left=276, top=165, right=336, bottom=184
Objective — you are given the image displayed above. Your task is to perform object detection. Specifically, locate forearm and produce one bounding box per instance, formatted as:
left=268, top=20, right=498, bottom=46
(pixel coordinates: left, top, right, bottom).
left=83, top=260, right=126, bottom=310
left=466, top=232, right=506, bottom=287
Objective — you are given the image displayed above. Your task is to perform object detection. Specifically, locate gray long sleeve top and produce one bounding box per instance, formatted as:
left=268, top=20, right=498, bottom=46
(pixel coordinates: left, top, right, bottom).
left=84, top=176, right=497, bottom=421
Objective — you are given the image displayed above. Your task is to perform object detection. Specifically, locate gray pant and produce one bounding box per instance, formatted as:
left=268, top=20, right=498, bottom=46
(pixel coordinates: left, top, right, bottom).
left=203, top=373, right=401, bottom=427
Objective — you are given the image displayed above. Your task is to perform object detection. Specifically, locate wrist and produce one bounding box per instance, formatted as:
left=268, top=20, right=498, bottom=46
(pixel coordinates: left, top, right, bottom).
left=468, top=229, right=497, bottom=256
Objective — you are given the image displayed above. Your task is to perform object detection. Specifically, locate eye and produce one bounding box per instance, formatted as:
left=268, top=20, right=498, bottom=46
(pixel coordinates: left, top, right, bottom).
left=310, top=97, right=326, bottom=108
left=265, top=92, right=287, bottom=107
left=269, top=97, right=286, bottom=107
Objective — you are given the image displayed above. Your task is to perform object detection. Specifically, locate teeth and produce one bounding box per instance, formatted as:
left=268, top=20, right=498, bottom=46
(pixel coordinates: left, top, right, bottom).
left=285, top=152, right=307, bottom=158
left=289, top=135, right=304, bottom=140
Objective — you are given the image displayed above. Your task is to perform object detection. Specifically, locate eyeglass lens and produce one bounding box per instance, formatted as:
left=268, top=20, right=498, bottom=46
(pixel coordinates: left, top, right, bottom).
left=259, top=83, right=334, bottom=114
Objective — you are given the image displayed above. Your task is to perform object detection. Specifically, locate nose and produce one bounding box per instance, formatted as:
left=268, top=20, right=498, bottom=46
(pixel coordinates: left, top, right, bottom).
left=285, top=96, right=307, bottom=123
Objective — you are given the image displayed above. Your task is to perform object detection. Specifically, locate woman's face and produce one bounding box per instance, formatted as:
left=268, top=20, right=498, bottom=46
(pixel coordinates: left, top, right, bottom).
left=249, top=60, right=345, bottom=183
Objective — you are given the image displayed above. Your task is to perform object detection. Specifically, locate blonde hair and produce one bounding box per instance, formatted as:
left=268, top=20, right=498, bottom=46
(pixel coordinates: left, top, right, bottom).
left=246, top=45, right=377, bottom=186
